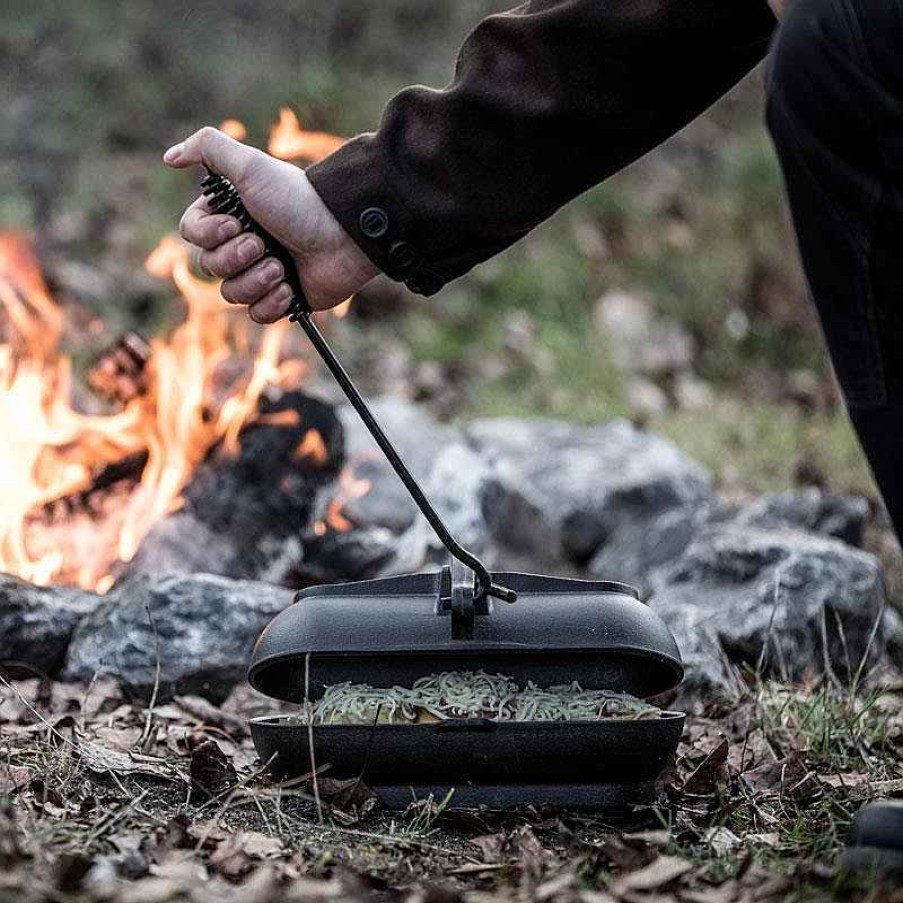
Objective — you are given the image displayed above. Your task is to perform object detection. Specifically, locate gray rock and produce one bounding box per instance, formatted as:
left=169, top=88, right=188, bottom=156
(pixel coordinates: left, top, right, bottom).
left=338, top=396, right=455, bottom=479
left=594, top=291, right=696, bottom=376
left=733, top=488, right=871, bottom=547
left=338, top=396, right=457, bottom=535
left=65, top=574, right=293, bottom=702
left=654, top=605, right=744, bottom=711
left=379, top=442, right=497, bottom=576
left=648, top=526, right=889, bottom=698
left=0, top=576, right=101, bottom=678
left=468, top=418, right=712, bottom=575
left=342, top=457, right=418, bottom=534
left=424, top=442, right=494, bottom=557
left=589, top=503, right=711, bottom=594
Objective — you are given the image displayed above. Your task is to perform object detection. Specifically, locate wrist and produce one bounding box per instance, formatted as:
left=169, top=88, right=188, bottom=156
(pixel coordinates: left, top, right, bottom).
left=295, top=171, right=381, bottom=306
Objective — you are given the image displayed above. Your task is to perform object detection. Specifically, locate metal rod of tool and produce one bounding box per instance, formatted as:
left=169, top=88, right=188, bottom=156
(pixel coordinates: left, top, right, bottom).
left=200, top=170, right=516, bottom=605
left=290, top=307, right=515, bottom=604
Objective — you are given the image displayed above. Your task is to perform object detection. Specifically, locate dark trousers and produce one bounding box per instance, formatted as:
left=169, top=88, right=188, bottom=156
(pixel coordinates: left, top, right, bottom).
left=767, top=0, right=903, bottom=537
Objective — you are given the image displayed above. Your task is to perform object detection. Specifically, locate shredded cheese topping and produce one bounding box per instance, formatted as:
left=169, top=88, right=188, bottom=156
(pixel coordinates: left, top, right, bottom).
left=298, top=670, right=661, bottom=724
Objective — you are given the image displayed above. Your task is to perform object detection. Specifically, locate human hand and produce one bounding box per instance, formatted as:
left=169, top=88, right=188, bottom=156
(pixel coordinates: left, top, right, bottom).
left=164, top=127, right=379, bottom=321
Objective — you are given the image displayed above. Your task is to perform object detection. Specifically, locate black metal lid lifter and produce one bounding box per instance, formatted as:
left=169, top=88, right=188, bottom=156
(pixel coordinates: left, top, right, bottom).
left=200, top=169, right=516, bottom=605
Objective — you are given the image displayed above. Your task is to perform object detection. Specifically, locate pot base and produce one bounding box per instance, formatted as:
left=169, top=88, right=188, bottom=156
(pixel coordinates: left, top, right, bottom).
left=373, top=781, right=655, bottom=811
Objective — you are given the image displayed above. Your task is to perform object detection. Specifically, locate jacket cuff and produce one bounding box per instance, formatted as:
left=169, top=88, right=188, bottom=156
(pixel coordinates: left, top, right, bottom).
left=306, top=137, right=447, bottom=297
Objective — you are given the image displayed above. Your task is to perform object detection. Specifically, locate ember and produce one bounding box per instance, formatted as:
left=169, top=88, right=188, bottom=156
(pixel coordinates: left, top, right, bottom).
left=318, top=465, right=373, bottom=534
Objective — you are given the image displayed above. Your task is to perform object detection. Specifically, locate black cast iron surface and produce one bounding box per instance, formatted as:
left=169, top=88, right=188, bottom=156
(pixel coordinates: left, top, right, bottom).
left=248, top=572, right=683, bottom=701
left=250, top=712, right=685, bottom=787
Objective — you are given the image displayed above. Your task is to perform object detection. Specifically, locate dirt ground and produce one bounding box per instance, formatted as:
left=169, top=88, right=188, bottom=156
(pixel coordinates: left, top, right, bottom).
left=1, top=673, right=902, bottom=903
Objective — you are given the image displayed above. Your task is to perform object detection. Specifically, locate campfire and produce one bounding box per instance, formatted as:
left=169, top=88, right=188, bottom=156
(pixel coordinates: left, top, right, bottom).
left=0, top=111, right=365, bottom=594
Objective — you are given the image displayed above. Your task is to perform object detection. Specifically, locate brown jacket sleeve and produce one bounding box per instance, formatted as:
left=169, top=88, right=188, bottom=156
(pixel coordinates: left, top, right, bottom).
left=306, top=0, right=777, bottom=296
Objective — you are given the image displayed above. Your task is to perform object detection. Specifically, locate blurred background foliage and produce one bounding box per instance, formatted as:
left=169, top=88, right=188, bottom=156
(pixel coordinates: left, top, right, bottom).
left=0, top=0, right=875, bottom=497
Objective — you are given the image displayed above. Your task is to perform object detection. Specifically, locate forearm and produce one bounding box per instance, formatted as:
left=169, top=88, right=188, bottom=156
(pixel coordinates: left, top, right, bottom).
left=307, top=0, right=777, bottom=295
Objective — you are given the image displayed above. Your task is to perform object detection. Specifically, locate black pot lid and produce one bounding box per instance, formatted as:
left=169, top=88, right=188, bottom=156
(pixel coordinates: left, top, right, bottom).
left=249, top=567, right=683, bottom=703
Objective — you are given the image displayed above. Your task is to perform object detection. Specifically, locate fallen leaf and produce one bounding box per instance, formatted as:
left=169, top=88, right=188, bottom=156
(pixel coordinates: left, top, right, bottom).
left=90, top=725, right=143, bottom=752
left=623, top=830, right=672, bottom=849
left=726, top=729, right=776, bottom=775
left=209, top=832, right=283, bottom=881
left=53, top=852, right=93, bottom=893
left=703, top=827, right=741, bottom=856
left=0, top=802, right=22, bottom=869
left=118, top=875, right=186, bottom=903
left=76, top=738, right=176, bottom=779
left=470, top=833, right=508, bottom=864
left=594, top=835, right=655, bottom=872
left=745, top=832, right=780, bottom=848
left=579, top=891, right=619, bottom=903
left=241, top=833, right=284, bottom=858
left=611, top=855, right=693, bottom=896
left=536, top=872, right=576, bottom=901
left=188, top=738, right=238, bottom=803
left=173, top=695, right=247, bottom=736
left=0, top=765, right=31, bottom=794
left=741, top=751, right=814, bottom=799
left=514, top=826, right=552, bottom=880
left=682, top=738, right=729, bottom=795
left=679, top=883, right=740, bottom=903
left=234, top=864, right=284, bottom=903
left=187, top=819, right=231, bottom=848
left=819, top=772, right=870, bottom=790
left=315, top=776, right=377, bottom=822
left=148, top=850, right=207, bottom=882
left=156, top=813, right=192, bottom=853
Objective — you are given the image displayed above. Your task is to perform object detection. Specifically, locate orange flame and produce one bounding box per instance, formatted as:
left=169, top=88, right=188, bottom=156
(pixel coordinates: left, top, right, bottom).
left=0, top=111, right=353, bottom=590
left=318, top=466, right=372, bottom=533
left=0, top=231, right=299, bottom=589
left=219, top=118, right=248, bottom=141
left=294, top=429, right=328, bottom=466
left=267, top=108, right=346, bottom=163
left=332, top=297, right=354, bottom=320
left=0, top=233, right=145, bottom=585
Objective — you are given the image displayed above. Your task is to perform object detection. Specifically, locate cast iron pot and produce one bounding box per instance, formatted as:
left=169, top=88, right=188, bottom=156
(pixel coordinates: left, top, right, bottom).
left=248, top=568, right=685, bottom=810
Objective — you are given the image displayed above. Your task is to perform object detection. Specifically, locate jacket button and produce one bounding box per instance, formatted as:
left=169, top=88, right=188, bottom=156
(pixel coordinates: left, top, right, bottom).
left=387, top=240, right=417, bottom=272
left=359, top=207, right=389, bottom=239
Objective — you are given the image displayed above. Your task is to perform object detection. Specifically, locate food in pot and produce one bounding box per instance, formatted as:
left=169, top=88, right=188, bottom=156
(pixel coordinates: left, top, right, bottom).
left=297, top=670, right=661, bottom=725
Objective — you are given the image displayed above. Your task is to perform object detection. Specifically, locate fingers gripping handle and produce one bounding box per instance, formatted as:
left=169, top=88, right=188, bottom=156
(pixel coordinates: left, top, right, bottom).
left=200, top=169, right=516, bottom=606
left=199, top=170, right=302, bottom=307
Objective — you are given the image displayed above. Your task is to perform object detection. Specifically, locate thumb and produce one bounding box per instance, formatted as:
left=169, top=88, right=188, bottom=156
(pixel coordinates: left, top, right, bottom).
left=163, top=126, right=254, bottom=181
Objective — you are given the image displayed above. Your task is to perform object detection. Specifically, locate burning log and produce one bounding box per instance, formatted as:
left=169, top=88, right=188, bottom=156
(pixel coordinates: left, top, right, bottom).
left=115, top=391, right=344, bottom=586
left=86, top=332, right=151, bottom=404
left=286, top=524, right=398, bottom=587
